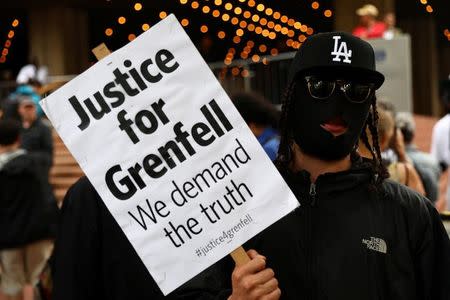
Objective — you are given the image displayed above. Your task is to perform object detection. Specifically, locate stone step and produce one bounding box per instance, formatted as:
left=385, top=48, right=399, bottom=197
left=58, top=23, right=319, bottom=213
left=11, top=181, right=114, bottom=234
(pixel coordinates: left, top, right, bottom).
left=54, top=143, right=69, bottom=149
left=50, top=176, right=81, bottom=189
left=53, top=156, right=79, bottom=166
left=50, top=165, right=84, bottom=177
left=53, top=151, right=75, bottom=158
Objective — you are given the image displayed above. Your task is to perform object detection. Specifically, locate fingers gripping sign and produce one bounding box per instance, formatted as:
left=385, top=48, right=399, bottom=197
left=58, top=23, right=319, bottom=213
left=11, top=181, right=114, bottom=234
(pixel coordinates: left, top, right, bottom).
left=229, top=249, right=281, bottom=300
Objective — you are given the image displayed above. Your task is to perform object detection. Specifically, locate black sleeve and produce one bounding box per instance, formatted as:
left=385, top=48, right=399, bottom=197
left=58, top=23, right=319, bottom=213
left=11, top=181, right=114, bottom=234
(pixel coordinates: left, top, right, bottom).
left=41, top=124, right=53, bottom=157
left=51, top=177, right=103, bottom=300
left=51, top=177, right=232, bottom=300
left=26, top=124, right=53, bottom=174
left=412, top=198, right=450, bottom=299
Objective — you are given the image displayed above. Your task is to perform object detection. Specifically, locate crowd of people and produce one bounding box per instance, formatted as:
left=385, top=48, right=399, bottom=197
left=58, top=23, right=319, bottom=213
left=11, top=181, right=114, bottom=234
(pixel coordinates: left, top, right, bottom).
left=0, top=6, right=449, bottom=300
left=0, top=73, right=57, bottom=299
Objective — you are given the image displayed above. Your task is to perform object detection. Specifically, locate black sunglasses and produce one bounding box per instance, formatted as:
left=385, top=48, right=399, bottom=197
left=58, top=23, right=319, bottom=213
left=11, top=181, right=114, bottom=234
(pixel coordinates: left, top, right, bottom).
left=305, top=76, right=375, bottom=103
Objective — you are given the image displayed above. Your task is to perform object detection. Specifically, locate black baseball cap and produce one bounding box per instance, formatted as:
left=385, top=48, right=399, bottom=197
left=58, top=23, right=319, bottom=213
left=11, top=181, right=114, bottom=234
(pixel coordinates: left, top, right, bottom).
left=288, top=32, right=385, bottom=89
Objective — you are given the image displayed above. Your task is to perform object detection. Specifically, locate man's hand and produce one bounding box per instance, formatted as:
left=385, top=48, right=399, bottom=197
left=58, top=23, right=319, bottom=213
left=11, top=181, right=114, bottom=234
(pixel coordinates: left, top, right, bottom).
left=228, top=249, right=281, bottom=300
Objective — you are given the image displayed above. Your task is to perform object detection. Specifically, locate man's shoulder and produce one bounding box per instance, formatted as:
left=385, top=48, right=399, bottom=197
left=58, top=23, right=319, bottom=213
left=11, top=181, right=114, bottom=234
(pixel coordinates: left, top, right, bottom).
left=67, top=176, right=99, bottom=199
left=61, top=176, right=101, bottom=213
left=380, top=179, right=433, bottom=216
left=0, top=152, right=38, bottom=176
left=70, top=175, right=94, bottom=190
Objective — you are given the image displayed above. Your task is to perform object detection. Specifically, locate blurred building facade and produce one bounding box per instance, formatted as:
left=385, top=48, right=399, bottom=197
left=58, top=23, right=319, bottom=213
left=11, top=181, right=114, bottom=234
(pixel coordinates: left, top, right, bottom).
left=0, top=0, right=448, bottom=117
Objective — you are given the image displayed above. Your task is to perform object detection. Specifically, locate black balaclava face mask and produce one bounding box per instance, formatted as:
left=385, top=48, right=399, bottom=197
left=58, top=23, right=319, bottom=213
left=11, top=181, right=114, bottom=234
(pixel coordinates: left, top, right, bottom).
left=290, top=72, right=372, bottom=161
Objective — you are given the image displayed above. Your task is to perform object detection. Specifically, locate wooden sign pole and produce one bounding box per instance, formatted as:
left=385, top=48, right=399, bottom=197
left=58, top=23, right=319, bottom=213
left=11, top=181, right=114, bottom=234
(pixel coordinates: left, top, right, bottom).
left=92, top=43, right=112, bottom=60
left=91, top=42, right=251, bottom=267
left=230, top=246, right=251, bottom=266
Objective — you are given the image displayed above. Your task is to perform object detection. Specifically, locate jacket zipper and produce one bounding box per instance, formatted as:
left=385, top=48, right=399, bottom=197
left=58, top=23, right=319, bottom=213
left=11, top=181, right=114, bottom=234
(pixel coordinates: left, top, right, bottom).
left=309, top=182, right=317, bottom=206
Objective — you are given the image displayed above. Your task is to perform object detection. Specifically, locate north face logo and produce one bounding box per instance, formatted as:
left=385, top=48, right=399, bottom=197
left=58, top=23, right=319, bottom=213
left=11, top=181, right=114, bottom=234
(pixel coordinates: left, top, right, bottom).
left=362, top=237, right=387, bottom=254
left=331, top=36, right=352, bottom=64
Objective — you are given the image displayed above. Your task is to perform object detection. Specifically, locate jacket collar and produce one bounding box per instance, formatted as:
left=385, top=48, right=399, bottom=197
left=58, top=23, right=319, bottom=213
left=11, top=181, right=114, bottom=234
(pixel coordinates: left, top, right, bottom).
left=280, top=156, right=374, bottom=196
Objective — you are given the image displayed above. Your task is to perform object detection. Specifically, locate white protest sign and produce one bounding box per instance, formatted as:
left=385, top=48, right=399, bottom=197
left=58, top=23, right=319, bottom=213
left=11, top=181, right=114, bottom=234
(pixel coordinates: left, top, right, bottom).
left=41, top=14, right=299, bottom=295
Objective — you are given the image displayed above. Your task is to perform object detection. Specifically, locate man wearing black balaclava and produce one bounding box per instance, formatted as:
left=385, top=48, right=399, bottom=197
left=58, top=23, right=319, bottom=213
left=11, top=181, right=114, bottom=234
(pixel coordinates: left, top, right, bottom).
left=214, top=32, right=450, bottom=300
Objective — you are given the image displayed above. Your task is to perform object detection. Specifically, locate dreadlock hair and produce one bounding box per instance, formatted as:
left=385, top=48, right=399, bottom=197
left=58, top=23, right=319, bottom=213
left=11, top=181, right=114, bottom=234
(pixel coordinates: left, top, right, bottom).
left=361, top=95, right=390, bottom=185
left=275, top=80, right=389, bottom=187
left=275, top=80, right=296, bottom=171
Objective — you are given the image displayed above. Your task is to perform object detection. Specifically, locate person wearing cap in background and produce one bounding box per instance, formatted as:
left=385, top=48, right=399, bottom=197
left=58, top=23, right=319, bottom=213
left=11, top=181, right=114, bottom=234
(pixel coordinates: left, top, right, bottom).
left=352, top=4, right=386, bottom=39
left=396, top=112, right=440, bottom=203
left=16, top=96, right=57, bottom=224
left=17, top=96, right=52, bottom=174
left=4, top=82, right=44, bottom=121
left=207, top=32, right=450, bottom=300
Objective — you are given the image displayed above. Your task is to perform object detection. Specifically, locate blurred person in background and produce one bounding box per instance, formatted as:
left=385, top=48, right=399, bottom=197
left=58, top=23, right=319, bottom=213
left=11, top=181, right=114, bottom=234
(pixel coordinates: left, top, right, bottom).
left=431, top=78, right=450, bottom=211
left=17, top=96, right=52, bottom=175
left=3, top=82, right=43, bottom=121
left=383, top=12, right=402, bottom=40
left=16, top=57, right=48, bottom=87
left=231, top=92, right=280, bottom=161
left=0, top=119, right=54, bottom=300
left=17, top=96, right=57, bottom=226
left=2, top=92, right=21, bottom=122
left=376, top=100, right=398, bottom=162
left=376, top=100, right=425, bottom=189
left=352, top=4, right=386, bottom=39
left=13, top=82, right=42, bottom=119
left=359, top=107, right=425, bottom=194
left=396, top=112, right=440, bottom=203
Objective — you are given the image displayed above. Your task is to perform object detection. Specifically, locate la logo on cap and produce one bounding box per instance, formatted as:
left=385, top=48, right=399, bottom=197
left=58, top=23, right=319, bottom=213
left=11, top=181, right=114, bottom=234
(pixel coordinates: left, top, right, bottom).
left=331, top=36, right=352, bottom=64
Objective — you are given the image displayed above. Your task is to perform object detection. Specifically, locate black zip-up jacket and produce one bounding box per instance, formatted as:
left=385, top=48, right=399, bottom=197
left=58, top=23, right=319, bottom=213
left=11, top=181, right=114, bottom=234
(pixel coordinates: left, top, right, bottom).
left=0, top=151, right=57, bottom=249
left=51, top=160, right=450, bottom=299
left=236, top=160, right=450, bottom=300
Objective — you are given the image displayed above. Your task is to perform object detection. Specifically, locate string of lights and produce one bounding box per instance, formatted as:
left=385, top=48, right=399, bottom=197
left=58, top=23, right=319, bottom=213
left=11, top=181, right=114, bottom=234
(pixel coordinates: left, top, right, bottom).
left=224, top=0, right=320, bottom=62
left=182, top=0, right=279, bottom=41
left=104, top=2, right=149, bottom=41
left=179, top=0, right=278, bottom=66
left=103, top=0, right=316, bottom=67
left=417, top=0, right=449, bottom=42
left=186, top=0, right=316, bottom=65
left=0, top=19, right=19, bottom=64
left=419, top=0, right=433, bottom=13
left=309, top=1, right=333, bottom=18
left=229, top=0, right=316, bottom=39
left=103, top=0, right=319, bottom=70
